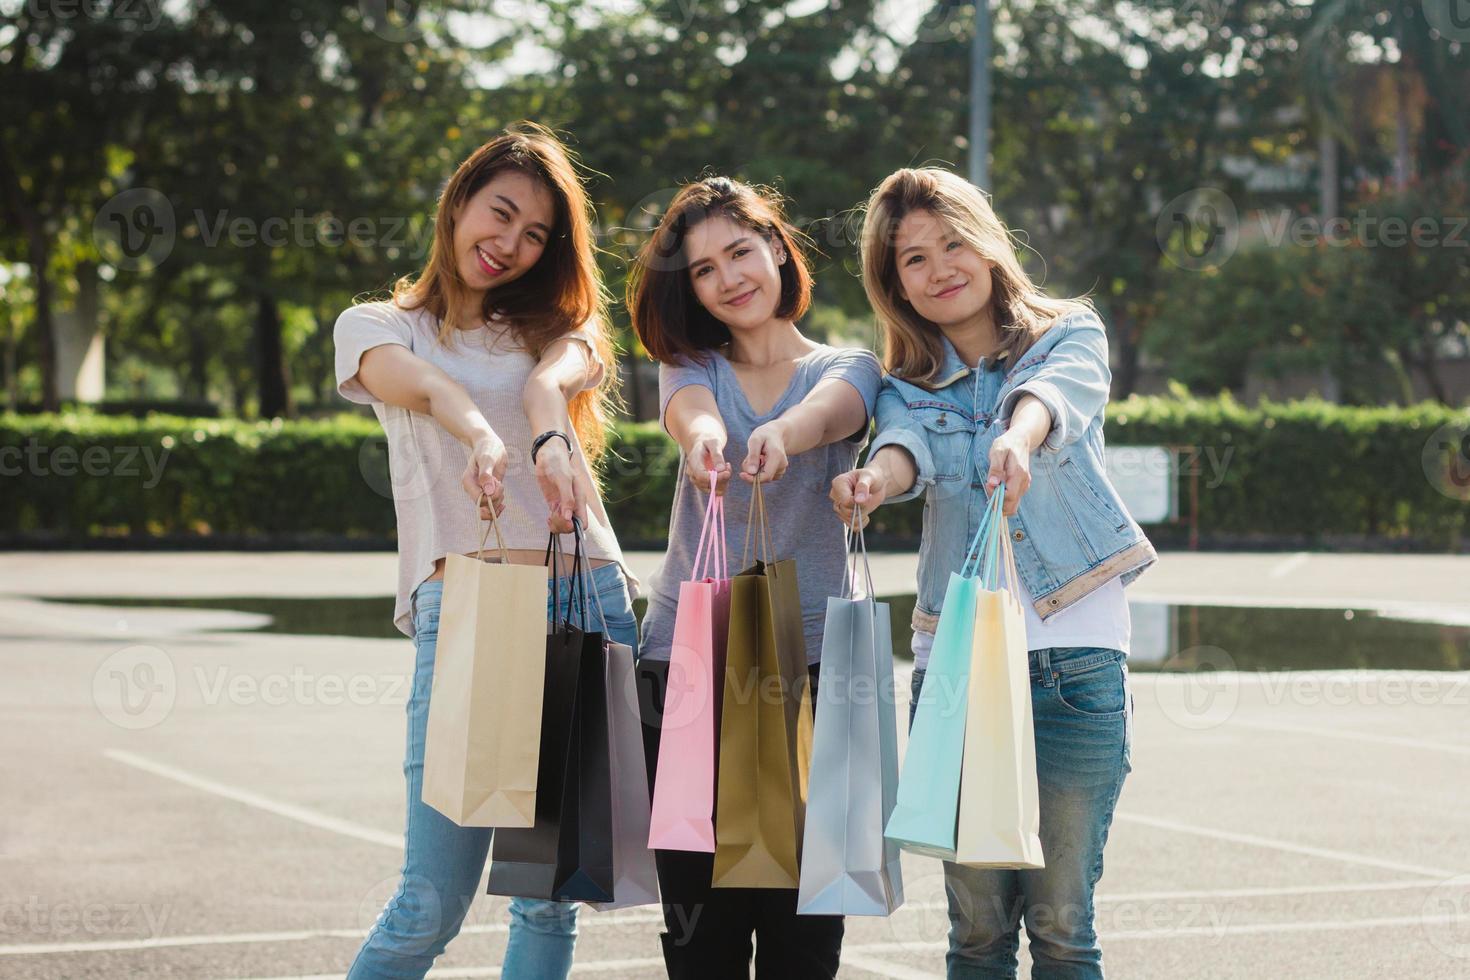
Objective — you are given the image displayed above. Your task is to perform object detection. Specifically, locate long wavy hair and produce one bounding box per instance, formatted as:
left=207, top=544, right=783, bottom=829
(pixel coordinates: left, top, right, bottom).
left=627, top=176, right=813, bottom=365
left=860, top=167, right=1093, bottom=386
left=393, top=122, right=617, bottom=459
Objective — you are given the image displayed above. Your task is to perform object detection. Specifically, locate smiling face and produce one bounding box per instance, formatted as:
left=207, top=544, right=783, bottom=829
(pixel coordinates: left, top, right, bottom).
left=684, top=215, right=788, bottom=333
left=893, top=208, right=994, bottom=329
left=451, top=169, right=556, bottom=302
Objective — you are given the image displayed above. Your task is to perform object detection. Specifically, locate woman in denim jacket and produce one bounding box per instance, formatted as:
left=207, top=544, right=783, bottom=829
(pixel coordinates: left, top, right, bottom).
left=832, top=167, right=1157, bottom=979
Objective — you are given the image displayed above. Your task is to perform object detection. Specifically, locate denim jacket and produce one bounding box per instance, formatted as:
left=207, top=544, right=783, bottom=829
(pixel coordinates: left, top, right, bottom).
left=867, top=310, right=1157, bottom=634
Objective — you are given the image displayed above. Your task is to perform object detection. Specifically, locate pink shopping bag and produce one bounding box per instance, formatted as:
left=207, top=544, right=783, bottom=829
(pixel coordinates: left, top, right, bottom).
left=648, top=476, right=730, bottom=852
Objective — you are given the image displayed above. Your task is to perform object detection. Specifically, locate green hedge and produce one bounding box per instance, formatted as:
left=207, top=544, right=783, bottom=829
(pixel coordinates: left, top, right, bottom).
left=2, top=394, right=1467, bottom=549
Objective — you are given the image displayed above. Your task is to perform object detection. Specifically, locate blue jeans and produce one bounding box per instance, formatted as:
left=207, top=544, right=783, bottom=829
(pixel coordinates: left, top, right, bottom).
left=348, top=563, right=640, bottom=980
left=909, top=646, right=1133, bottom=980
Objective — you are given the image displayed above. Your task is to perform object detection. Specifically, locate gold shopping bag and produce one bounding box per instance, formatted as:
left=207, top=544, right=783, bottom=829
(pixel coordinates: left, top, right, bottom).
left=713, top=478, right=814, bottom=888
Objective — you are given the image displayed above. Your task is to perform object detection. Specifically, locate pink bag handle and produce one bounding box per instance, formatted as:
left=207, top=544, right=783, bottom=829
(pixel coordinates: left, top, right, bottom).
left=689, top=471, right=728, bottom=583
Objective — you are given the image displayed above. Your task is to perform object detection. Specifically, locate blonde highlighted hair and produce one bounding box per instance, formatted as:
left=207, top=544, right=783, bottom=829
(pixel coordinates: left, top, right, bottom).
left=393, top=122, right=617, bottom=460
left=860, top=167, right=1093, bottom=386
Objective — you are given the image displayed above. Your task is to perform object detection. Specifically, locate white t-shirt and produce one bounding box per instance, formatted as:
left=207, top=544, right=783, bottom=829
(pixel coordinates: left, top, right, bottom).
left=911, top=573, right=1131, bottom=671
left=334, top=300, right=636, bottom=638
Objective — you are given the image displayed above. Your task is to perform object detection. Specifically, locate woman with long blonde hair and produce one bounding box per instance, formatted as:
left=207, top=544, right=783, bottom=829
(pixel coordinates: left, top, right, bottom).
left=833, top=167, right=1156, bottom=978
left=333, top=122, right=639, bottom=980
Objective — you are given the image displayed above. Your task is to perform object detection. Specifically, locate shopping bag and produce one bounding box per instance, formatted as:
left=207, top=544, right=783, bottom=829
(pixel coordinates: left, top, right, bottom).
left=713, top=477, right=814, bottom=889
left=422, top=497, right=549, bottom=828
left=487, top=524, right=616, bottom=901
left=648, top=479, right=730, bottom=852
left=797, top=513, right=904, bottom=915
left=955, top=495, right=1045, bottom=869
left=590, top=633, right=660, bottom=910
left=884, top=488, right=1003, bottom=858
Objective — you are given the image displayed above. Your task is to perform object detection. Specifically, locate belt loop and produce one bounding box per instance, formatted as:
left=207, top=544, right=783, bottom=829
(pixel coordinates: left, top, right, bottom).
left=1034, top=648, right=1053, bottom=688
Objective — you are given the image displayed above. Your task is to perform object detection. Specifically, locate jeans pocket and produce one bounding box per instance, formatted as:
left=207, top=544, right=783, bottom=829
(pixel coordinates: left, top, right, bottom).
left=412, top=587, right=441, bottom=642
left=1054, top=656, right=1127, bottom=717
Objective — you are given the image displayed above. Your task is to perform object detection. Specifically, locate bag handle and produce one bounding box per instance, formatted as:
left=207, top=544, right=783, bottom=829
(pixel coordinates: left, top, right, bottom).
left=991, top=505, right=1023, bottom=595
left=958, top=483, right=1005, bottom=580
left=842, top=506, right=876, bottom=601
left=688, top=472, right=728, bottom=583
left=740, top=476, right=775, bottom=567
left=473, top=491, right=513, bottom=564
left=572, top=516, right=612, bottom=634
left=544, top=518, right=590, bottom=631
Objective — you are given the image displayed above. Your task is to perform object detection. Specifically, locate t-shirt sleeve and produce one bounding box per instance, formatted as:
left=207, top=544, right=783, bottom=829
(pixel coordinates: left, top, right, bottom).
left=562, top=320, right=607, bottom=390
left=819, top=347, right=883, bottom=443
left=658, top=356, right=716, bottom=436
left=333, top=303, right=417, bottom=406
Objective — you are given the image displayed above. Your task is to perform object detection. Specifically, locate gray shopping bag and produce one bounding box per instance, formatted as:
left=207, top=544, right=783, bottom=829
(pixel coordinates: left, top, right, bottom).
left=590, top=639, right=660, bottom=910
left=796, top=516, right=904, bottom=915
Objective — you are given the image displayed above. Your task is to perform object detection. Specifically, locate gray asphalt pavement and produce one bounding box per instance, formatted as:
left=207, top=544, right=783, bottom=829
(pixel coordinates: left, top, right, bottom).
left=3, top=550, right=1469, bottom=978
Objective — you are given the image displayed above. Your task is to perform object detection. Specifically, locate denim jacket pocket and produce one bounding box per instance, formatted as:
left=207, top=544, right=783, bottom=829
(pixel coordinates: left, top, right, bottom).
left=912, top=405, right=976, bottom=483
left=1057, top=454, right=1129, bottom=531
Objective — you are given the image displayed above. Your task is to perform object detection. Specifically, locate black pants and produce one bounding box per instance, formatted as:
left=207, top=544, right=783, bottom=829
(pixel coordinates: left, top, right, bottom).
left=637, top=659, right=845, bottom=980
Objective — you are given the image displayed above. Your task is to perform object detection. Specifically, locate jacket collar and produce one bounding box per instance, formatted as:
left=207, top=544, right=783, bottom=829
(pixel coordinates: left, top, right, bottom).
left=918, top=334, right=1009, bottom=391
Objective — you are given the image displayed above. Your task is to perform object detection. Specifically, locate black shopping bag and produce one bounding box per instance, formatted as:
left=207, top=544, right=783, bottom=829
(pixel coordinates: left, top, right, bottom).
left=487, top=522, right=615, bottom=902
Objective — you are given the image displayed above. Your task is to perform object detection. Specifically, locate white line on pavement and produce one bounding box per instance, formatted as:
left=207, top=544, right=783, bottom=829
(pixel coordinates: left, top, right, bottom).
left=231, top=915, right=1470, bottom=980
left=4, top=878, right=1460, bottom=958
left=103, top=748, right=402, bottom=850
left=1230, top=719, right=1470, bottom=756
left=1114, top=811, right=1460, bottom=878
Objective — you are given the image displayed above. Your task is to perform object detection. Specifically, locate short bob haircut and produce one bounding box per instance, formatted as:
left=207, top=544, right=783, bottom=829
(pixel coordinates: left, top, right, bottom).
left=627, top=176, right=813, bottom=365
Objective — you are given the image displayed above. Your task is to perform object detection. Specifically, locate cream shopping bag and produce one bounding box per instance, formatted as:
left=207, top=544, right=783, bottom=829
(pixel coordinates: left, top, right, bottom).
left=954, top=493, right=1045, bottom=869
left=422, top=497, right=549, bottom=827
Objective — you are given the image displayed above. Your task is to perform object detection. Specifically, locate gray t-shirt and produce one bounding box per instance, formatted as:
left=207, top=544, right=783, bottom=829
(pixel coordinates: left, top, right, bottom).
left=640, top=343, right=883, bottom=665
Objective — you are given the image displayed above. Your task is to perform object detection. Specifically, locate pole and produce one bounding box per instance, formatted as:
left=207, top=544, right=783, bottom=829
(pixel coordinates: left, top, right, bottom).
left=969, top=0, right=991, bottom=190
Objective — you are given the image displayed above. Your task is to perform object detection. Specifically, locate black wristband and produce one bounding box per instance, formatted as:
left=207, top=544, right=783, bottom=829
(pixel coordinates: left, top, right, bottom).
left=531, top=430, right=573, bottom=464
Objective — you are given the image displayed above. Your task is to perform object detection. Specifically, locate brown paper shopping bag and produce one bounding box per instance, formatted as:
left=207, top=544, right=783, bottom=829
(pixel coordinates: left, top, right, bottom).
left=713, top=478, right=814, bottom=889
left=422, top=496, right=549, bottom=828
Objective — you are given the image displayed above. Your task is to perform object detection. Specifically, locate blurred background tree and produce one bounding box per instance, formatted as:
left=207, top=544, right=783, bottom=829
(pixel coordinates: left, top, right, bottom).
left=1, top=0, right=1466, bottom=418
